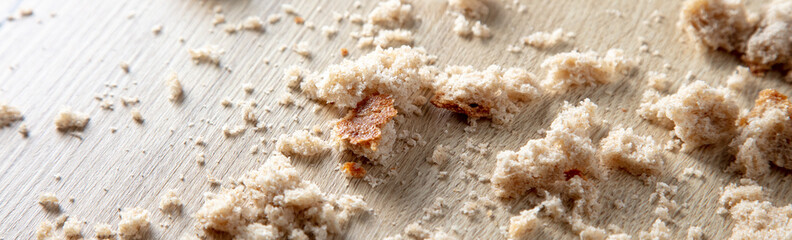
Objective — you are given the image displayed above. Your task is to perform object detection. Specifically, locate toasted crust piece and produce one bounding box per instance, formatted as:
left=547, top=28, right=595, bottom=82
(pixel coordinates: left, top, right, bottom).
left=335, top=94, right=397, bottom=153
left=341, top=162, right=367, bottom=178
left=730, top=89, right=792, bottom=178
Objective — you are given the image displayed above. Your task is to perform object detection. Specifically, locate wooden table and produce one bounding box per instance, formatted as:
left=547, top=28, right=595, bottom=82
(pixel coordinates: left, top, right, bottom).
left=2, top=0, right=791, bottom=239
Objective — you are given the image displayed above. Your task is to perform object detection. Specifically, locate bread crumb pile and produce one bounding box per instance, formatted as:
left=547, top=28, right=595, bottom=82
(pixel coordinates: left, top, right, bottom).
left=276, top=130, right=331, bottom=157
left=430, top=65, right=542, bottom=125
left=522, top=28, right=573, bottom=48
left=492, top=99, right=603, bottom=214
left=300, top=46, right=436, bottom=114
left=729, top=89, right=792, bottom=178
left=118, top=207, right=151, bottom=240
left=637, top=80, right=739, bottom=151
left=194, top=155, right=369, bottom=239
left=719, top=180, right=792, bottom=239
left=54, top=108, right=90, bottom=132
left=599, top=127, right=664, bottom=177
left=353, top=0, right=416, bottom=48
left=333, top=94, right=398, bottom=162
left=540, top=49, right=635, bottom=93
left=0, top=103, right=23, bottom=128
left=448, top=0, right=492, bottom=39
left=188, top=44, right=224, bottom=65
left=680, top=0, right=792, bottom=75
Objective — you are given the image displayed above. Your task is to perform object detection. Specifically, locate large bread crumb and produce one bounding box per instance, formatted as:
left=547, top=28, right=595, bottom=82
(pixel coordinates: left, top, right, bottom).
left=431, top=65, right=542, bottom=125
left=740, top=1, right=792, bottom=74
left=719, top=181, right=792, bottom=239
left=194, top=155, right=369, bottom=238
left=54, top=108, right=90, bottom=132
left=300, top=46, right=436, bottom=114
left=353, top=0, right=415, bottom=48
left=599, top=127, right=663, bottom=176
left=679, top=0, right=756, bottom=52
left=448, top=0, right=492, bottom=39
left=508, top=196, right=564, bottom=239
left=276, top=130, right=330, bottom=157
left=729, top=89, right=792, bottom=178
left=540, top=49, right=635, bottom=93
left=334, top=94, right=398, bottom=161
left=118, top=207, right=150, bottom=240
left=0, top=103, right=23, bottom=128
left=492, top=99, right=603, bottom=214
left=637, top=80, right=739, bottom=151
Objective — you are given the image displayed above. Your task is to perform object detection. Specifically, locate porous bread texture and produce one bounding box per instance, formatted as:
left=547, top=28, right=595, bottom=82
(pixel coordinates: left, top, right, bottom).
left=492, top=99, right=603, bottom=214
left=194, top=155, right=369, bottom=239
left=448, top=0, right=492, bottom=38
left=522, top=29, right=571, bottom=49
left=741, top=0, right=792, bottom=74
left=159, top=189, right=182, bottom=213
left=333, top=94, right=398, bottom=162
left=0, top=103, right=22, bottom=128
left=637, top=80, right=739, bottom=151
left=54, top=108, right=90, bottom=132
left=679, top=0, right=756, bottom=52
left=384, top=222, right=458, bottom=240
left=637, top=219, right=671, bottom=240
left=448, top=0, right=489, bottom=20
left=720, top=181, right=792, bottom=239
left=63, top=218, right=82, bottom=238
left=373, top=29, right=414, bottom=48
left=118, top=207, right=150, bottom=240
left=36, top=220, right=55, bottom=240
left=507, top=196, right=564, bottom=240
left=354, top=0, right=415, bottom=48
left=300, top=46, right=437, bottom=115
left=431, top=65, right=542, bottom=125
left=540, top=49, right=635, bottom=93
left=729, top=89, right=792, bottom=178
left=276, top=130, right=331, bottom=157
left=599, top=127, right=664, bottom=176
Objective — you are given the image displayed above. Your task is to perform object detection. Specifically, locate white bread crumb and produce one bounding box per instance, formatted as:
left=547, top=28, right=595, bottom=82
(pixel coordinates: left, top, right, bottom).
left=19, top=8, right=33, bottom=17
left=38, top=192, right=59, bottom=210
left=647, top=71, right=671, bottom=92
left=159, top=190, right=182, bottom=213
left=293, top=41, right=311, bottom=57
left=54, top=108, right=89, bottom=131
left=267, top=14, right=282, bottom=24
left=151, top=24, right=162, bottom=35
left=276, top=130, right=330, bottom=157
left=540, top=49, right=635, bottom=93
left=599, top=127, right=663, bottom=176
left=719, top=182, right=792, bottom=239
left=36, top=220, right=54, bottom=240
left=281, top=4, right=297, bottom=15
left=194, top=155, right=369, bottom=238
left=522, top=29, right=572, bottom=48
left=637, top=219, right=671, bottom=240
left=222, top=125, right=245, bottom=137
left=431, top=65, right=541, bottom=125
left=188, top=45, right=224, bottom=65
left=448, top=0, right=492, bottom=38
left=195, top=152, right=205, bottom=165
left=373, top=29, right=414, bottom=48
left=638, top=81, right=739, bottom=151
left=686, top=226, right=703, bottom=240
left=118, top=207, right=150, bottom=240
left=18, top=124, right=28, bottom=137
left=321, top=25, right=339, bottom=38
left=239, top=16, right=264, bottom=31
left=353, top=0, right=415, bottom=48
left=0, top=103, right=23, bottom=128
left=508, top=196, right=564, bottom=240
left=300, top=46, right=436, bottom=114
left=130, top=108, right=143, bottom=123
left=284, top=65, right=305, bottom=89
left=679, top=0, right=755, bottom=52
left=94, top=223, right=115, bottom=238
left=448, top=0, right=489, bottom=19
left=729, top=89, right=792, bottom=178
left=120, top=96, right=139, bottom=106
left=212, top=14, right=225, bottom=25
left=726, top=66, right=750, bottom=91
left=166, top=73, right=183, bottom=102
left=741, top=1, right=792, bottom=74
left=220, top=98, right=232, bottom=107
left=63, top=218, right=82, bottom=238
left=428, top=144, right=451, bottom=165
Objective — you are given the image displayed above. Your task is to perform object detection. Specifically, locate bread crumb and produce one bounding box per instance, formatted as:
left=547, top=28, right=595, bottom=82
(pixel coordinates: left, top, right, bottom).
left=321, top=25, right=339, bottom=38
left=166, top=73, right=183, bottom=102
left=281, top=4, right=297, bottom=15
left=292, top=41, right=311, bottom=57
left=0, top=103, right=23, bottom=128
left=428, top=144, right=451, bottom=165
left=130, top=108, right=143, bottom=123
left=120, top=96, right=139, bottom=106
left=239, top=16, right=264, bottom=31
left=726, top=66, right=750, bottom=91
left=63, top=218, right=82, bottom=238
left=342, top=162, right=367, bottom=178
left=194, top=155, right=369, bottom=238
left=522, top=28, right=572, bottom=48
left=686, top=226, right=703, bottom=240
left=638, top=219, right=671, bottom=240
left=276, top=130, right=330, bottom=156
left=300, top=46, right=435, bottom=114
left=188, top=45, right=224, bottom=65
left=118, top=207, right=150, bottom=240
left=284, top=65, right=305, bottom=89
left=294, top=16, right=305, bottom=25
left=39, top=194, right=59, bottom=211
left=541, top=49, right=635, bottom=93
left=212, top=14, right=225, bottom=25
left=448, top=0, right=492, bottom=38
left=492, top=99, right=602, bottom=214
left=508, top=196, right=563, bottom=239
left=18, top=124, right=29, bottom=137
left=222, top=125, right=245, bottom=137
left=119, top=62, right=130, bottom=73
left=431, top=65, right=541, bottom=125
left=373, top=29, right=413, bottom=48
left=730, top=89, right=792, bottom=178
left=94, top=223, right=115, bottom=238
left=638, top=81, right=739, bottom=151
left=19, top=8, right=33, bottom=17
left=151, top=24, right=163, bottom=35
left=679, top=0, right=755, bottom=52
left=159, top=190, right=182, bottom=213
left=719, top=181, right=792, bottom=239
left=278, top=93, right=294, bottom=106
left=599, top=127, right=663, bottom=176
left=54, top=108, right=89, bottom=131
left=341, top=48, right=349, bottom=57
left=36, top=220, right=54, bottom=240
left=334, top=94, right=398, bottom=162
left=267, top=14, right=282, bottom=24
left=647, top=71, right=671, bottom=92
left=220, top=98, right=232, bottom=107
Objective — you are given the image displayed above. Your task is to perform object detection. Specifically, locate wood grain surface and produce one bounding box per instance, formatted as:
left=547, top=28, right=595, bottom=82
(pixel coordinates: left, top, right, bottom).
left=1, top=0, right=791, bottom=239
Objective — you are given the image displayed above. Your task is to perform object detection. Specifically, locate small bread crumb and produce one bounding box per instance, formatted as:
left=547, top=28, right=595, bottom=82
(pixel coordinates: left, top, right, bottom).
left=166, top=73, right=183, bottom=102
left=373, top=29, right=414, bottom=48
left=341, top=162, right=367, bottom=178
left=428, top=144, right=451, bottom=165
left=292, top=41, right=311, bottom=57
left=119, top=62, right=130, bottom=73
left=94, top=223, right=115, bottom=238
left=686, top=226, right=703, bottom=240
left=0, top=103, right=23, bottom=128
left=726, top=66, right=750, bottom=91
left=276, top=130, right=330, bottom=156
left=540, top=49, right=635, bottom=93
left=18, top=124, right=29, bottom=137
left=599, top=127, right=663, bottom=176
left=38, top=192, right=59, bottom=210
left=118, top=207, right=150, bottom=240
left=239, top=16, right=264, bottom=31
left=36, top=220, right=54, bottom=240
left=647, top=71, right=671, bottom=92
left=638, top=219, right=671, bottom=240
left=63, top=218, right=82, bottom=238
left=188, top=45, right=224, bottom=65
left=54, top=108, right=90, bottom=131
left=222, top=125, right=245, bottom=137
left=522, top=28, right=572, bottom=48
left=159, top=189, right=182, bottom=213
left=151, top=24, right=163, bottom=35
left=130, top=108, right=143, bottom=123
left=267, top=14, right=282, bottom=24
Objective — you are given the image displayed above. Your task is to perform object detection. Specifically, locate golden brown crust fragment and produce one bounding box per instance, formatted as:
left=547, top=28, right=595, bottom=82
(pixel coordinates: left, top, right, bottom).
left=731, top=89, right=792, bottom=178
left=740, top=89, right=792, bottom=126
left=341, top=162, right=367, bottom=178
left=335, top=94, right=397, bottom=151
left=431, top=92, right=490, bottom=118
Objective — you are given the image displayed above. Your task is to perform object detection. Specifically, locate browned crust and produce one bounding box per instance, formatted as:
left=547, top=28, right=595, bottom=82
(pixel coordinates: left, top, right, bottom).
left=739, top=89, right=792, bottom=126
left=335, top=94, right=397, bottom=151
left=430, top=92, right=491, bottom=118
left=341, top=162, right=367, bottom=178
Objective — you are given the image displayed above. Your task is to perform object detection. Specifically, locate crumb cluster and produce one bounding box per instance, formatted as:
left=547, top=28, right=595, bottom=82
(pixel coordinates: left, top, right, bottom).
left=54, top=108, right=90, bottom=132
left=599, top=127, right=664, bottom=176
left=730, top=89, right=792, bottom=178
left=276, top=130, right=331, bottom=157
left=720, top=180, right=792, bottom=239
left=540, top=49, right=635, bottom=93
